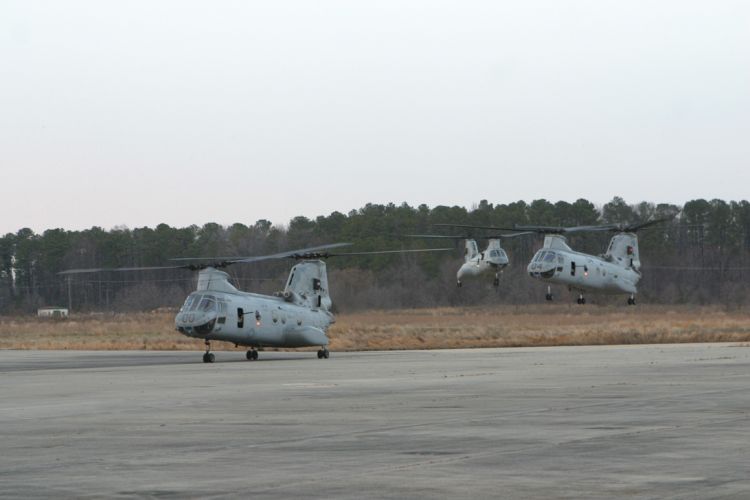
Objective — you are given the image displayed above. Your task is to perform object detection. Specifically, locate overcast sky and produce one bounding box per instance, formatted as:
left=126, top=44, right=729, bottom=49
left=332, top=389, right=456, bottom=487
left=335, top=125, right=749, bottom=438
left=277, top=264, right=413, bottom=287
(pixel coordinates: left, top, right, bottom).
left=1, top=1, right=748, bottom=234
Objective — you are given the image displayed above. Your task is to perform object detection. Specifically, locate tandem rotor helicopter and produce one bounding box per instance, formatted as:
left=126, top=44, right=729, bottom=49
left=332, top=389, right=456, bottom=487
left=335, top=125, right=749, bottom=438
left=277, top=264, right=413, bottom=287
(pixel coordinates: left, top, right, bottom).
left=407, top=230, right=531, bottom=288
left=59, top=244, right=448, bottom=363
left=442, top=219, right=670, bottom=305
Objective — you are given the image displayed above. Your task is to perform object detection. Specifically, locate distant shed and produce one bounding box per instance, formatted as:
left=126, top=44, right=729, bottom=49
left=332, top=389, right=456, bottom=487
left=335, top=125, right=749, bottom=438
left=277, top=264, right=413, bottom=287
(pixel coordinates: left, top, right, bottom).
left=37, top=307, right=69, bottom=319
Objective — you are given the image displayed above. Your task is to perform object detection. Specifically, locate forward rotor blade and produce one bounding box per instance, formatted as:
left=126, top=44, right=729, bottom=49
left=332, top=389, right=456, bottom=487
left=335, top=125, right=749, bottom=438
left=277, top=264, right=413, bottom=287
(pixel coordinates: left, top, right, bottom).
left=408, top=232, right=533, bottom=239
left=405, top=234, right=466, bottom=239
left=492, top=231, right=535, bottom=238
left=59, top=264, right=187, bottom=275
left=559, top=225, right=616, bottom=233
left=504, top=224, right=568, bottom=234
left=324, top=247, right=453, bottom=257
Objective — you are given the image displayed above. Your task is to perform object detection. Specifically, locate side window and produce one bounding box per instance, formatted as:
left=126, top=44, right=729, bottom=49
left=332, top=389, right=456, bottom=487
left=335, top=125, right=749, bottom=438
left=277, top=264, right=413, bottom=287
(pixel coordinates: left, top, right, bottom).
left=237, top=308, right=244, bottom=328
left=570, top=262, right=576, bottom=276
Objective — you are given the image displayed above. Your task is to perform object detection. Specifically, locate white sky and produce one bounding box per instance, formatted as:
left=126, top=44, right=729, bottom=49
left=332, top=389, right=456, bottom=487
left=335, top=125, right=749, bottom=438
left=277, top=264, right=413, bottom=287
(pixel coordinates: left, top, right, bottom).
left=1, top=1, right=749, bottom=235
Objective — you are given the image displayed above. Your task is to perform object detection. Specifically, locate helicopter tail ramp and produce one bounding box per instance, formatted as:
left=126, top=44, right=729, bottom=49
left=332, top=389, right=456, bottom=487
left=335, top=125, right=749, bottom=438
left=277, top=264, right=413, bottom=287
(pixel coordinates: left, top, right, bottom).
left=605, top=233, right=641, bottom=271
left=282, top=260, right=333, bottom=311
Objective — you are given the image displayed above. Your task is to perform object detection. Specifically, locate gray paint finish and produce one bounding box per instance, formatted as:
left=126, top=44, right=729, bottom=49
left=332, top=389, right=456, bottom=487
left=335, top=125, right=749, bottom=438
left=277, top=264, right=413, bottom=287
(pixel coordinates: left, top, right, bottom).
left=1, top=345, right=749, bottom=498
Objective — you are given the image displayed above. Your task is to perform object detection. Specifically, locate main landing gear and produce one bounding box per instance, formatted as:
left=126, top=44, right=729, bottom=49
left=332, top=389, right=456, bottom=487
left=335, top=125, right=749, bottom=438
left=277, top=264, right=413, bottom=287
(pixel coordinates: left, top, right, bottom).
left=627, top=295, right=636, bottom=306
left=576, top=294, right=586, bottom=305
left=317, top=348, right=330, bottom=359
left=202, top=339, right=215, bottom=363
left=545, top=285, right=553, bottom=301
left=246, top=349, right=259, bottom=361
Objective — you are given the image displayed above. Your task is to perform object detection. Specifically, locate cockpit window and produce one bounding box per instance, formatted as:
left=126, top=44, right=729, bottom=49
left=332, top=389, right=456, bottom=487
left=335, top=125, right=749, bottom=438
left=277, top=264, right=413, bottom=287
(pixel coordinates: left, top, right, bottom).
left=189, top=295, right=202, bottom=311
left=534, top=251, right=546, bottom=262
left=180, top=294, right=198, bottom=312
left=543, top=252, right=556, bottom=262
left=198, top=295, right=217, bottom=312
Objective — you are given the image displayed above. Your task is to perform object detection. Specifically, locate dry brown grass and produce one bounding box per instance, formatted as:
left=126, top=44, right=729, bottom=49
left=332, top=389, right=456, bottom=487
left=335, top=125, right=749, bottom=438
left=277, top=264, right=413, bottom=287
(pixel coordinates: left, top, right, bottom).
left=1, top=305, right=750, bottom=351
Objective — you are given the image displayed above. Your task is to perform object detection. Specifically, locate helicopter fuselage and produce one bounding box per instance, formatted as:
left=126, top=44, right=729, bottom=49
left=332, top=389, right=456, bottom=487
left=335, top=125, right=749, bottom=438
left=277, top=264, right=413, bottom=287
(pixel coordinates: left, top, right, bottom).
left=457, top=239, right=509, bottom=284
left=457, top=256, right=507, bottom=281
left=175, top=290, right=333, bottom=348
left=527, top=247, right=640, bottom=294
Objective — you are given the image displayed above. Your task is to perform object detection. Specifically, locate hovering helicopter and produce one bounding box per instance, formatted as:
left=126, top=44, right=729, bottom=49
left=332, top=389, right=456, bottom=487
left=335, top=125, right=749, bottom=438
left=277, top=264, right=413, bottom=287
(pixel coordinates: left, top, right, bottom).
left=59, top=243, right=449, bottom=363
left=407, top=231, right=531, bottom=287
left=442, top=219, right=670, bottom=305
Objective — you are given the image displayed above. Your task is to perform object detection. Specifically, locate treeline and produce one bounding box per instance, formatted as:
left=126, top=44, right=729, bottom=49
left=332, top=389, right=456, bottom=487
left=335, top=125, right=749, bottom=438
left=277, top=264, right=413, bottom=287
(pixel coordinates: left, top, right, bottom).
left=2, top=197, right=750, bottom=314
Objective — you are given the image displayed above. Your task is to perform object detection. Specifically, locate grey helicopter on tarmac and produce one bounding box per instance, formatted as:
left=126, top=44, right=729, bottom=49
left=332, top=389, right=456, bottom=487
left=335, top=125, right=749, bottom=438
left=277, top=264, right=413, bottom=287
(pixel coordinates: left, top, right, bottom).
left=406, top=229, right=531, bottom=288
left=442, top=219, right=671, bottom=305
left=59, top=243, right=449, bottom=363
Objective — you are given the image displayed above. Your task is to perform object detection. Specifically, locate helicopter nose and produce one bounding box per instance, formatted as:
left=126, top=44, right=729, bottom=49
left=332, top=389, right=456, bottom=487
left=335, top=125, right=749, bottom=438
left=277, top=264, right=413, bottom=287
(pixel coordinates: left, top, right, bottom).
left=527, top=261, right=556, bottom=278
left=175, top=312, right=217, bottom=336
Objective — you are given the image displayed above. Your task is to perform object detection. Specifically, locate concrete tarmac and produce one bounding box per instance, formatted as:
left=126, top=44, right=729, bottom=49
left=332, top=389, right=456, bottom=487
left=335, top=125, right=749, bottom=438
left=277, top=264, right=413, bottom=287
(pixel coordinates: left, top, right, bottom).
left=1, top=344, right=749, bottom=499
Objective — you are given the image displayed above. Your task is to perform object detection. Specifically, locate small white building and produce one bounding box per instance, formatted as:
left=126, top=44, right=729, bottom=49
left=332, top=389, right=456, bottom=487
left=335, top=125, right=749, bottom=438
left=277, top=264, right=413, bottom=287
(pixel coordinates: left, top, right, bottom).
left=37, top=307, right=69, bottom=319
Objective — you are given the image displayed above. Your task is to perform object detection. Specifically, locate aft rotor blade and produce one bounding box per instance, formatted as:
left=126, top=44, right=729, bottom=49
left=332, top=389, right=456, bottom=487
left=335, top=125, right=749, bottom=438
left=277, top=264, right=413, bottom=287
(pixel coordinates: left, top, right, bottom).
left=171, top=243, right=353, bottom=264
left=432, top=223, right=516, bottom=231
left=622, top=217, right=674, bottom=232
left=230, top=243, right=353, bottom=264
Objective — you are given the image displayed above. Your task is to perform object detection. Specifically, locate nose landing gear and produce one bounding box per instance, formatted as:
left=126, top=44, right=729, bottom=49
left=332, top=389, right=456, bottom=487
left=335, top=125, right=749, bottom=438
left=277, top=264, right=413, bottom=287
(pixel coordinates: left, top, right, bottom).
left=545, top=285, right=553, bottom=301
left=202, top=340, right=215, bottom=363
left=317, top=348, right=330, bottom=359
left=493, top=272, right=500, bottom=288
left=246, top=348, right=259, bottom=361
left=627, top=295, right=636, bottom=306
left=576, top=294, right=586, bottom=305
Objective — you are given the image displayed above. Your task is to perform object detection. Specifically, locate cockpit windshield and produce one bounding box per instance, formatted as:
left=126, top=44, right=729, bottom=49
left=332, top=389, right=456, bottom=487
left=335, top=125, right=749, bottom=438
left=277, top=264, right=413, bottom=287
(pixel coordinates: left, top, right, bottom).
left=543, top=251, right=556, bottom=263
left=198, top=295, right=217, bottom=312
left=180, top=293, right=217, bottom=313
left=180, top=294, right=198, bottom=312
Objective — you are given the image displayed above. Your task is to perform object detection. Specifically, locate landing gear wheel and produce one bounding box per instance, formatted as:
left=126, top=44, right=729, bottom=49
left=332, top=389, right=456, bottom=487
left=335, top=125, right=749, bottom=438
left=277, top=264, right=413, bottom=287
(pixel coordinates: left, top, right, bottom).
left=202, top=340, right=214, bottom=363
left=628, top=296, right=636, bottom=306
left=246, top=349, right=259, bottom=361
left=545, top=293, right=553, bottom=301
left=317, top=348, right=330, bottom=359
left=577, top=296, right=586, bottom=305
left=457, top=281, right=462, bottom=288
left=493, top=278, right=500, bottom=287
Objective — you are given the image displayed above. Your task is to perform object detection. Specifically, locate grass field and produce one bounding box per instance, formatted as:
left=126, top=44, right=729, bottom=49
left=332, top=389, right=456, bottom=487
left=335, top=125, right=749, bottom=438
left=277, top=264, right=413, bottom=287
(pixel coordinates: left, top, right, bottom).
left=1, top=305, right=750, bottom=351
